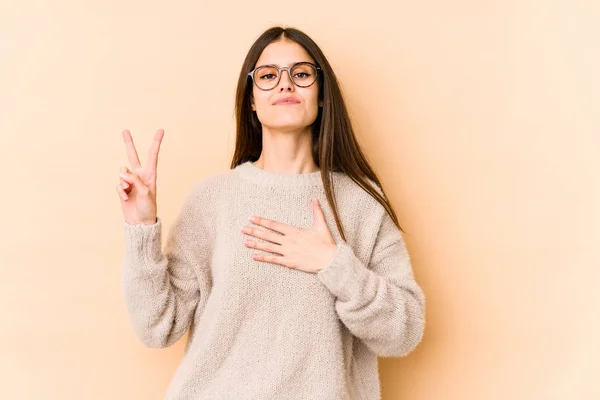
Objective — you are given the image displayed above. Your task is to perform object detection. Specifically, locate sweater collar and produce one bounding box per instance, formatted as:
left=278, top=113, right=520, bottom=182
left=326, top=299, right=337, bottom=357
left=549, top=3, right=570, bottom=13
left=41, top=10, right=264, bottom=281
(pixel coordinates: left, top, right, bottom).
left=235, top=161, right=325, bottom=187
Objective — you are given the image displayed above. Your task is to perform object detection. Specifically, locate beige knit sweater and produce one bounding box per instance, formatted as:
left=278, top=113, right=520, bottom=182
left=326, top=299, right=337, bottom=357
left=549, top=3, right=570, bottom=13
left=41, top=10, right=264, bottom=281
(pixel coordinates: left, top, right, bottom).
left=122, top=161, right=426, bottom=400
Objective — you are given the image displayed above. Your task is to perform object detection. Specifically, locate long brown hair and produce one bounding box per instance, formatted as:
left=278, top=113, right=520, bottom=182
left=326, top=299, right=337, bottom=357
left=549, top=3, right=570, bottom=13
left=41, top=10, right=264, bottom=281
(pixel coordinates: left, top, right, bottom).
left=230, top=26, right=403, bottom=240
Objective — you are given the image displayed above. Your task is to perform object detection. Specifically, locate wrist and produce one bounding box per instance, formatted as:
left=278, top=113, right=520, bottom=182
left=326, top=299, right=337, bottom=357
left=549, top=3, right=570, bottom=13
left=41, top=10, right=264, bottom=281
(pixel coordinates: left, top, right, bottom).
left=318, top=243, right=338, bottom=273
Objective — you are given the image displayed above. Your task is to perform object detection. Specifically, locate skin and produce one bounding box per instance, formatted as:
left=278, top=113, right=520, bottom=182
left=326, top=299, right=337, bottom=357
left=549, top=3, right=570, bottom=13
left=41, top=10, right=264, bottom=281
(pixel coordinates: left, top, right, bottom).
left=117, top=39, right=337, bottom=274
left=250, top=38, right=322, bottom=175
left=242, top=199, right=337, bottom=274
left=117, top=129, right=163, bottom=226
left=245, top=39, right=336, bottom=273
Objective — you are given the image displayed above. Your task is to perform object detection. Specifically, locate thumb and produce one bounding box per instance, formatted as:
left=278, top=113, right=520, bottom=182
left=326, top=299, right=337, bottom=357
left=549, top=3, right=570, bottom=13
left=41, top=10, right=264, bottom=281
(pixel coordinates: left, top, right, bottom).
left=119, top=170, right=149, bottom=194
left=312, top=199, right=328, bottom=232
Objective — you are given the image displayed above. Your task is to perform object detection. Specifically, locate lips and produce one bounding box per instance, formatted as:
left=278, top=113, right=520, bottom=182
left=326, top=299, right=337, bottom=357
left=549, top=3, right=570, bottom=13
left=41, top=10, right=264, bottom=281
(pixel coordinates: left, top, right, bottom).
left=273, top=97, right=300, bottom=105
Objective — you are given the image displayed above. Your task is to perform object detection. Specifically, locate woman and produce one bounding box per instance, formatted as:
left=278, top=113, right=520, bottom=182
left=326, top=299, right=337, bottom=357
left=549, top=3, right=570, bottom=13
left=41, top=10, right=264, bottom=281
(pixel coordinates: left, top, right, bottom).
left=117, top=26, right=425, bottom=400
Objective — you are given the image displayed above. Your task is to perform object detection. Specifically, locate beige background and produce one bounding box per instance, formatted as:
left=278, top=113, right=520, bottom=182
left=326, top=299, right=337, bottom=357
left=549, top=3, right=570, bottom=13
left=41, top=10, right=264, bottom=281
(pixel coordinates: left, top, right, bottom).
left=1, top=0, right=599, bottom=399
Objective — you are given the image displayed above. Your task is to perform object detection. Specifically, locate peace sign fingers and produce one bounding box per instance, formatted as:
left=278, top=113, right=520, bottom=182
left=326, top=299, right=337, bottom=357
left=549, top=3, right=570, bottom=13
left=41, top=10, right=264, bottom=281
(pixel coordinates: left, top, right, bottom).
left=147, top=129, right=164, bottom=173
left=122, top=130, right=142, bottom=169
left=117, top=129, right=164, bottom=225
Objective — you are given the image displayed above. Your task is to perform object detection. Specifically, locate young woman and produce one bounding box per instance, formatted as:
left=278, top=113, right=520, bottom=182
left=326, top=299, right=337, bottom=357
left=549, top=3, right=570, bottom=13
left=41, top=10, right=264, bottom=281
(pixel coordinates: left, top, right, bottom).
left=117, top=26, right=425, bottom=400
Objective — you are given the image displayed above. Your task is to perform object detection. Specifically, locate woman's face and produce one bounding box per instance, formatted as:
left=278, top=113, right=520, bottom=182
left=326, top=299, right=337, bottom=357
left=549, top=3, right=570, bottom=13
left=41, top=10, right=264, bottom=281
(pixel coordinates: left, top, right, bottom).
left=251, top=39, right=321, bottom=133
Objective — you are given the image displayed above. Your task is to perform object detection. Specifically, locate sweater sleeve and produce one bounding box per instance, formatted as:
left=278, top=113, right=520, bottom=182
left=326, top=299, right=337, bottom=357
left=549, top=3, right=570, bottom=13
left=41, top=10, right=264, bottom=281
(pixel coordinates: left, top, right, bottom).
left=121, top=185, right=211, bottom=349
left=316, top=210, right=425, bottom=357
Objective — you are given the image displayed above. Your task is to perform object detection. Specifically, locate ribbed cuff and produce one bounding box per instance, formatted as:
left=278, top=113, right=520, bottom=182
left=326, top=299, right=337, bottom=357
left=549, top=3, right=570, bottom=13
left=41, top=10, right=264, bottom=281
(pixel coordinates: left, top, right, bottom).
left=317, top=242, right=370, bottom=301
left=123, top=218, right=163, bottom=274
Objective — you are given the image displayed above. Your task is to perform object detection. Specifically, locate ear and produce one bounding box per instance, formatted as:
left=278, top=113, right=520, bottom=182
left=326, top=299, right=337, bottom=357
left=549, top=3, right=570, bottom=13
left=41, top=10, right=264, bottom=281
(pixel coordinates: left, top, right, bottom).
left=251, top=97, right=256, bottom=111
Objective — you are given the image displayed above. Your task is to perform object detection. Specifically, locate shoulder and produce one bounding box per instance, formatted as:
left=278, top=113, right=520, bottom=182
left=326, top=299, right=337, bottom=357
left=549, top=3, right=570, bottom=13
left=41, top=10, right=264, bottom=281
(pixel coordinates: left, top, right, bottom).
left=187, top=167, right=238, bottom=198
left=176, top=167, right=237, bottom=218
left=327, top=173, right=393, bottom=248
left=176, top=168, right=238, bottom=235
left=331, top=172, right=388, bottom=218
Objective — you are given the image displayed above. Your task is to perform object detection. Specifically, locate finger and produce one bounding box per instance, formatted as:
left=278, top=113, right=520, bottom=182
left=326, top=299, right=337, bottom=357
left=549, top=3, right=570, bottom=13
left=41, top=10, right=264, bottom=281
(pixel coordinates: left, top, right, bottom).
left=147, top=129, right=164, bottom=173
left=252, top=253, right=290, bottom=268
left=312, top=199, right=328, bottom=230
left=122, top=130, right=142, bottom=169
left=242, top=225, right=284, bottom=244
left=119, top=167, right=132, bottom=192
left=119, top=171, right=149, bottom=194
left=248, top=216, right=296, bottom=235
left=120, top=178, right=132, bottom=195
left=116, top=183, right=128, bottom=201
left=244, top=239, right=283, bottom=256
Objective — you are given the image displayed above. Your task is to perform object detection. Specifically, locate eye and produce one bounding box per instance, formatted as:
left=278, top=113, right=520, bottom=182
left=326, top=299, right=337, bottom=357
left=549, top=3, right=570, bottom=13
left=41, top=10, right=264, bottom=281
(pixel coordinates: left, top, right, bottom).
left=259, top=73, right=277, bottom=80
left=294, top=72, right=311, bottom=79
left=255, top=66, right=279, bottom=81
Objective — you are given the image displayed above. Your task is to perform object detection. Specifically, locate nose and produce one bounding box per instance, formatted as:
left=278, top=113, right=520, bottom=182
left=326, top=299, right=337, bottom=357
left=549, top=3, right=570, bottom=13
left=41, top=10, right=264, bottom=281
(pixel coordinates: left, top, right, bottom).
left=277, top=68, right=294, bottom=91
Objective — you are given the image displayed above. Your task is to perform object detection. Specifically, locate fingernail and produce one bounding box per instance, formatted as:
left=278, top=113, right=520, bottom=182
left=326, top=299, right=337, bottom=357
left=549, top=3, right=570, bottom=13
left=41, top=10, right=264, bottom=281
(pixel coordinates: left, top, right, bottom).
left=121, top=182, right=128, bottom=188
left=120, top=173, right=128, bottom=179
left=248, top=216, right=256, bottom=222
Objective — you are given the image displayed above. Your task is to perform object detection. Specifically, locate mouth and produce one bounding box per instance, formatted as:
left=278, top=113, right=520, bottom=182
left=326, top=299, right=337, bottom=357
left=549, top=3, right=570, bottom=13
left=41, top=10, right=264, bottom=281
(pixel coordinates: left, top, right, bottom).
left=273, top=98, right=301, bottom=105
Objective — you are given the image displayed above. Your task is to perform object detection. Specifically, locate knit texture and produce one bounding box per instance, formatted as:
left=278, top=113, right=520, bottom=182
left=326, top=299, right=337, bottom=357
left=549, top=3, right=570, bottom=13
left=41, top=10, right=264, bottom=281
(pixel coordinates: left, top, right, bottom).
left=122, top=161, right=426, bottom=400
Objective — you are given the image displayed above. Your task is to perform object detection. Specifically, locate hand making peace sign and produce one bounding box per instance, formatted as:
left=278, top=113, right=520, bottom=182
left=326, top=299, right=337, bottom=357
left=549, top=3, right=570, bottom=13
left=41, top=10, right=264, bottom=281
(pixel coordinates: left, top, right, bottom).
left=116, top=129, right=164, bottom=225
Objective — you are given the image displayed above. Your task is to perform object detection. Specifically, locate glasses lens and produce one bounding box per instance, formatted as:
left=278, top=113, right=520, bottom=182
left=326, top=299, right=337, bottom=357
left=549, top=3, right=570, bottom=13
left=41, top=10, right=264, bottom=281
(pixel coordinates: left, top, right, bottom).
left=290, top=63, right=317, bottom=87
left=253, top=66, right=279, bottom=90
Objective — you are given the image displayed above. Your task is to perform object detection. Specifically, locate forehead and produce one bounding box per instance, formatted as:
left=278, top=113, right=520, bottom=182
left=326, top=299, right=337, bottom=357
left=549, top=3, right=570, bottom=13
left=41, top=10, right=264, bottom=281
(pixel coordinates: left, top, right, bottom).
left=255, top=39, right=315, bottom=67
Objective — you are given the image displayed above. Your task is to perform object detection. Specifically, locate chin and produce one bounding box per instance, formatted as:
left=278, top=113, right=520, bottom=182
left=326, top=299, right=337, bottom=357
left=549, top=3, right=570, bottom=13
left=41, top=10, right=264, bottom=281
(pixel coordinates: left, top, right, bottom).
left=263, top=117, right=316, bottom=133
left=266, top=124, right=309, bottom=133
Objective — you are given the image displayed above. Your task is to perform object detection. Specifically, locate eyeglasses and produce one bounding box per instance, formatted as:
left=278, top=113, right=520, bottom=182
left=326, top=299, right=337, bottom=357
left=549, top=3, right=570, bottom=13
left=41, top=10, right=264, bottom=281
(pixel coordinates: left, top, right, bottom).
left=248, top=62, right=321, bottom=91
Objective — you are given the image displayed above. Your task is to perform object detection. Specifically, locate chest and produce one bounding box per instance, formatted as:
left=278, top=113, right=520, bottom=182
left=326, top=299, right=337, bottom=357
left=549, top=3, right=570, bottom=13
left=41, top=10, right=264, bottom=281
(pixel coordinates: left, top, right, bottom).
left=208, top=190, right=337, bottom=308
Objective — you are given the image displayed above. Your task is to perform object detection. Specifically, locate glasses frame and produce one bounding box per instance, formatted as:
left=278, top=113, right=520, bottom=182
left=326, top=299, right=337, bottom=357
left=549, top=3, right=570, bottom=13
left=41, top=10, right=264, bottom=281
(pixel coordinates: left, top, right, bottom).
left=247, top=62, right=322, bottom=91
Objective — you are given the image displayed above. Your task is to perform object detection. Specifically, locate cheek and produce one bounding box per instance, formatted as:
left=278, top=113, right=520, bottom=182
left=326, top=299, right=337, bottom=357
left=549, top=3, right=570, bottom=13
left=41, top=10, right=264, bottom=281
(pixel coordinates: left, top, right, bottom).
left=306, top=86, right=320, bottom=106
left=253, top=95, right=274, bottom=123
left=252, top=89, right=270, bottom=110
left=303, top=89, right=320, bottom=115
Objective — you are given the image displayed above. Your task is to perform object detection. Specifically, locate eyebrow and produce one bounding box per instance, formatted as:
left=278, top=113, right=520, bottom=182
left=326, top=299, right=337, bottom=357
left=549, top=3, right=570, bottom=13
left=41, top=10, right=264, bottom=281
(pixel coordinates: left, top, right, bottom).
left=255, top=61, right=312, bottom=68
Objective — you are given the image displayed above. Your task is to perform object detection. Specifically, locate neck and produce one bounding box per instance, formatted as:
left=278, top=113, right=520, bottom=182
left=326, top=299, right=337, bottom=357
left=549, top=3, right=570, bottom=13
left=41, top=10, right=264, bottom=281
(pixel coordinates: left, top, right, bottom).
left=254, top=127, right=319, bottom=174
